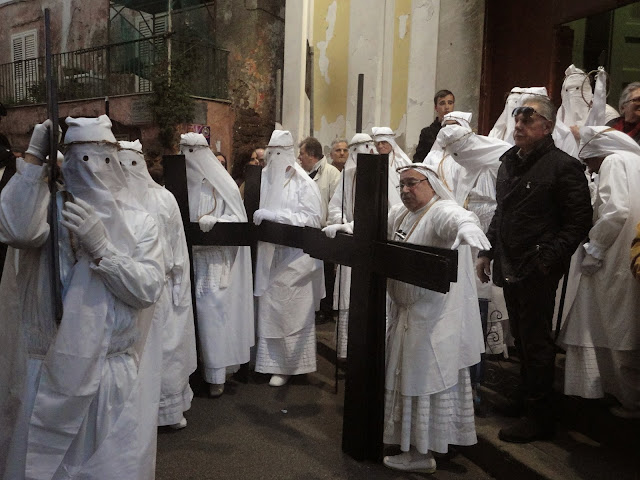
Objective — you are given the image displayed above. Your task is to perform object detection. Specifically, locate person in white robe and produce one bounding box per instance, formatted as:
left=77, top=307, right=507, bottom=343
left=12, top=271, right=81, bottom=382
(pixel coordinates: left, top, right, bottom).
left=559, top=126, right=640, bottom=418
left=179, top=132, right=254, bottom=398
left=436, top=126, right=513, bottom=408
left=0, top=115, right=164, bottom=479
left=371, top=126, right=412, bottom=202
left=322, top=133, right=379, bottom=360
left=253, top=130, right=324, bottom=387
left=119, top=140, right=197, bottom=428
left=382, top=164, right=489, bottom=474
left=423, top=111, right=473, bottom=193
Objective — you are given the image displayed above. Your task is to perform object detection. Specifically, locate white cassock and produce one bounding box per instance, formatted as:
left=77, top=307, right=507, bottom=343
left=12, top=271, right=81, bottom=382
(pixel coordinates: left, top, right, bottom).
left=384, top=196, right=484, bottom=454
left=327, top=133, right=402, bottom=358
left=559, top=126, right=640, bottom=411
left=119, top=140, right=197, bottom=426
left=254, top=132, right=324, bottom=375
left=0, top=116, right=164, bottom=479
left=181, top=133, right=254, bottom=385
left=438, top=125, right=512, bottom=355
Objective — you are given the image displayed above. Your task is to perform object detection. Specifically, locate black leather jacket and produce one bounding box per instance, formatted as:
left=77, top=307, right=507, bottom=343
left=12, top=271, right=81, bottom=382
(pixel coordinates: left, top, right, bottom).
left=480, top=136, right=592, bottom=286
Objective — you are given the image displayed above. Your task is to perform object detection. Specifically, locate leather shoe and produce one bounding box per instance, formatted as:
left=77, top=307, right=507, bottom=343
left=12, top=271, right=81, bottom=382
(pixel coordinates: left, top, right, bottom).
left=269, top=374, right=290, bottom=387
left=383, top=451, right=436, bottom=474
left=498, top=416, right=555, bottom=443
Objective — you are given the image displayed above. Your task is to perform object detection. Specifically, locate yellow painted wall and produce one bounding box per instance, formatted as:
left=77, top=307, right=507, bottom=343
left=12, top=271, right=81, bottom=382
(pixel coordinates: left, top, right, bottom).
left=313, top=0, right=350, bottom=132
left=391, top=0, right=411, bottom=131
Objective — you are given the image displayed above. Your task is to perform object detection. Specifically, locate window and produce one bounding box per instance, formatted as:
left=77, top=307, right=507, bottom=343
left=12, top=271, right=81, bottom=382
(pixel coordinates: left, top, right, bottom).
left=11, top=29, right=38, bottom=102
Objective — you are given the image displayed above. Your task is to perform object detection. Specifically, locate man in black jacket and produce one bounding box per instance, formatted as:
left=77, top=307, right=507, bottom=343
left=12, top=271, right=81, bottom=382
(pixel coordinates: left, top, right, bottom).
left=413, top=89, right=454, bottom=161
left=476, top=96, right=592, bottom=443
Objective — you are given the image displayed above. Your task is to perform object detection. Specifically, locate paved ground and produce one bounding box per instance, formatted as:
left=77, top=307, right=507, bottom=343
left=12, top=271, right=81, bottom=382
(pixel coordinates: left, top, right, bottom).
left=155, top=322, right=494, bottom=480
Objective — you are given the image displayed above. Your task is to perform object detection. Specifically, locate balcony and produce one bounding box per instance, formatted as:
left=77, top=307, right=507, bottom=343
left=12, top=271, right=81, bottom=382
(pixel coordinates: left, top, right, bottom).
left=0, top=36, right=229, bottom=107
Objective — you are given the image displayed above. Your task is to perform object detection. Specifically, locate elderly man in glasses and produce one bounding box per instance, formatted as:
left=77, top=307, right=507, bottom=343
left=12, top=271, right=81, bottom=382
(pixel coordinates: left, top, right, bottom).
left=382, top=164, right=489, bottom=474
left=476, top=96, right=592, bottom=443
left=606, top=82, right=640, bottom=145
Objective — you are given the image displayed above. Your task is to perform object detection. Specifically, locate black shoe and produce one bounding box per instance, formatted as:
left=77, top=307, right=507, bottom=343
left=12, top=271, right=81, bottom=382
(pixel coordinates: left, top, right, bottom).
left=498, top=416, right=555, bottom=443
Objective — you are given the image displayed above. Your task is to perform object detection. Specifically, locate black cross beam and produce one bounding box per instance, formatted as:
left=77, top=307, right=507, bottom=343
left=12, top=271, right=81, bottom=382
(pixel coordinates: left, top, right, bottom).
left=163, top=153, right=458, bottom=462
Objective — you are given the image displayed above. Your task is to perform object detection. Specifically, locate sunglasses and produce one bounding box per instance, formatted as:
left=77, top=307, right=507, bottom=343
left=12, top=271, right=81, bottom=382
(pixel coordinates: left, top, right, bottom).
left=511, top=106, right=551, bottom=122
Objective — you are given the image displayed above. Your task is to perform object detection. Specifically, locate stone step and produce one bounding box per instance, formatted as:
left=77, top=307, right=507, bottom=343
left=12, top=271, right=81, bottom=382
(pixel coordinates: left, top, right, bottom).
left=460, top=355, right=640, bottom=480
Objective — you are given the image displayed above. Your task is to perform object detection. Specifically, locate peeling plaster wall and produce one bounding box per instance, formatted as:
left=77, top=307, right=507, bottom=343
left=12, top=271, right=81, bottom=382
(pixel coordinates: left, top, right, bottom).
left=435, top=0, right=484, bottom=131
left=344, top=0, right=385, bottom=138
left=405, top=0, right=440, bottom=157
left=308, top=0, right=442, bottom=155
left=313, top=0, right=350, bottom=151
left=0, top=0, right=109, bottom=64
left=217, top=0, right=285, bottom=164
left=390, top=0, right=411, bottom=147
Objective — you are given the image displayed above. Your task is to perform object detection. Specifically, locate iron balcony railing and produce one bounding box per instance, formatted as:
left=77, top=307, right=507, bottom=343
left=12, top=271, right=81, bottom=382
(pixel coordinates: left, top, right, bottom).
left=0, top=36, right=229, bottom=106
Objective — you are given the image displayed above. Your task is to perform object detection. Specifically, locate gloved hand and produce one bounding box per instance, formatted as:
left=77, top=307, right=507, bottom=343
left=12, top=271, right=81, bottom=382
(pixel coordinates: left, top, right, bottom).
left=172, top=283, right=182, bottom=305
left=581, top=253, right=602, bottom=276
left=451, top=223, right=491, bottom=250
left=61, top=198, right=111, bottom=259
left=25, top=120, right=53, bottom=162
left=198, top=215, right=218, bottom=233
left=321, top=222, right=354, bottom=238
left=253, top=209, right=277, bottom=226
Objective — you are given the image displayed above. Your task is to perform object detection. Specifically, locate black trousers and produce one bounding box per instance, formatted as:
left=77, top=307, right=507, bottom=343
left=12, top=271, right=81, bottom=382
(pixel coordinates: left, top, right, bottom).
left=502, top=269, right=561, bottom=406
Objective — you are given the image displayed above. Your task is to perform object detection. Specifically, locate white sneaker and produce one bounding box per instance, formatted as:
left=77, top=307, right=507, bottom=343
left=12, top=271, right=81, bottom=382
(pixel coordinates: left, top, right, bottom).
left=169, top=417, right=187, bottom=430
left=209, top=383, right=225, bottom=398
left=383, top=451, right=436, bottom=474
left=269, top=374, right=290, bottom=387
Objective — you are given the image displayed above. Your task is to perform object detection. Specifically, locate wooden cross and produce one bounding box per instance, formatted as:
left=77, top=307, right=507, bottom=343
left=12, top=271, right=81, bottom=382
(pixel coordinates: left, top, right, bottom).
left=163, top=153, right=458, bottom=462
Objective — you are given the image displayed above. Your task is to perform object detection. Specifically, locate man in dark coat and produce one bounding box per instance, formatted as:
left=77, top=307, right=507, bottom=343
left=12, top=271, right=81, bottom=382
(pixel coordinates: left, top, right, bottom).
left=476, top=96, right=592, bottom=443
left=413, top=89, right=455, bottom=161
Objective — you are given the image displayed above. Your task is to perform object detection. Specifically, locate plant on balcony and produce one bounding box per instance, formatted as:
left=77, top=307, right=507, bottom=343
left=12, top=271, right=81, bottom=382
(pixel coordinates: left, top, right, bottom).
left=147, top=53, right=195, bottom=152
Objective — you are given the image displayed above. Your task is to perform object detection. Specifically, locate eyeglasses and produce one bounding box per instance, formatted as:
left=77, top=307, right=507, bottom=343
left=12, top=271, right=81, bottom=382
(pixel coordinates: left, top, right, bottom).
left=623, top=96, right=640, bottom=105
left=512, top=106, right=551, bottom=122
left=396, top=178, right=428, bottom=190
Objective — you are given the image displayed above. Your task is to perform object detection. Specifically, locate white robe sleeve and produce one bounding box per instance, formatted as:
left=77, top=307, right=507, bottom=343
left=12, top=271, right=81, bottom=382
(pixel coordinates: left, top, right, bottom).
left=430, top=200, right=481, bottom=246
left=586, top=154, right=629, bottom=258
left=0, top=159, right=50, bottom=248
left=327, top=171, right=346, bottom=225
left=274, top=179, right=323, bottom=228
left=167, top=195, right=191, bottom=306
left=90, top=212, right=164, bottom=309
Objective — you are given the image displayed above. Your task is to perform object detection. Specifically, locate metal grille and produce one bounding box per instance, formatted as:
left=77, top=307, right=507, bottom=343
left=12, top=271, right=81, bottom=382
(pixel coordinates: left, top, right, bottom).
left=0, top=36, right=229, bottom=106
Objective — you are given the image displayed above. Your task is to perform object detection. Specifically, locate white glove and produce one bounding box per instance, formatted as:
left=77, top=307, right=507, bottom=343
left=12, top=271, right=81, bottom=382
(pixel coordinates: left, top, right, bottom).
left=581, top=254, right=602, bottom=276
left=253, top=209, right=277, bottom=225
left=321, top=222, right=354, bottom=238
left=198, top=215, right=218, bottom=233
left=25, top=120, right=52, bottom=161
left=61, top=198, right=111, bottom=259
left=172, top=283, right=181, bottom=305
left=451, top=223, right=491, bottom=251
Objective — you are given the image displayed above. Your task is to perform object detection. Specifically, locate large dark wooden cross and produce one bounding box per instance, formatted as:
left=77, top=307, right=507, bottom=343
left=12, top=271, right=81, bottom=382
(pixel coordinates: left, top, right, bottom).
left=163, top=153, right=458, bottom=462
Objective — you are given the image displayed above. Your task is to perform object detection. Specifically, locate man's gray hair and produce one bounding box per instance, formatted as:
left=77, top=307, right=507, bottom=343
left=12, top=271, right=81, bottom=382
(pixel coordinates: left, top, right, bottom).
left=523, top=95, right=556, bottom=128
left=619, top=82, right=640, bottom=112
left=330, top=138, right=348, bottom=148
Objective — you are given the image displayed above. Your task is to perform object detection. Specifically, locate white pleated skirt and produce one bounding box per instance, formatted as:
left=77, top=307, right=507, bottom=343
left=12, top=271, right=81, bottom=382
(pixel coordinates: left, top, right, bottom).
left=255, top=323, right=317, bottom=375
left=383, top=368, right=477, bottom=454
